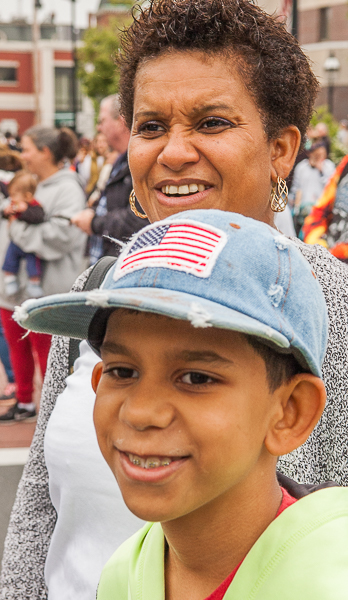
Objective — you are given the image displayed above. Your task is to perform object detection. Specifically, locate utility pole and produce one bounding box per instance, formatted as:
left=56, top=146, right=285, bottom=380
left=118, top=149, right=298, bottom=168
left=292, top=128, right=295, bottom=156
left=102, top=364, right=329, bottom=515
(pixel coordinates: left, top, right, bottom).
left=32, top=0, right=42, bottom=125
left=291, top=0, right=298, bottom=39
left=71, top=0, right=77, bottom=132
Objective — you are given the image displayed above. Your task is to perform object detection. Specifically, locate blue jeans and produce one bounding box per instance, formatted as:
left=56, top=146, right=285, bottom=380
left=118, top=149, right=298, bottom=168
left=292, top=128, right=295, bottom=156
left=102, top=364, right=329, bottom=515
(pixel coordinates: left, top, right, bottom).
left=0, top=313, right=14, bottom=383
left=2, top=241, right=42, bottom=278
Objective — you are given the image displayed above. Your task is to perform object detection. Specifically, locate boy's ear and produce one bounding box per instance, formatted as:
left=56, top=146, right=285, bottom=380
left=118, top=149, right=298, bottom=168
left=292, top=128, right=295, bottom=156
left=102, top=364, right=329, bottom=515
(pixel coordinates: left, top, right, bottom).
left=265, top=374, right=326, bottom=456
left=91, top=362, right=103, bottom=393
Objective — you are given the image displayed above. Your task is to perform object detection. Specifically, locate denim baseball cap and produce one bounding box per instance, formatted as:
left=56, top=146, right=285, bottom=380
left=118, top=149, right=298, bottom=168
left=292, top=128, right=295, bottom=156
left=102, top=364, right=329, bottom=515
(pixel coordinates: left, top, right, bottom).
left=14, top=210, right=328, bottom=376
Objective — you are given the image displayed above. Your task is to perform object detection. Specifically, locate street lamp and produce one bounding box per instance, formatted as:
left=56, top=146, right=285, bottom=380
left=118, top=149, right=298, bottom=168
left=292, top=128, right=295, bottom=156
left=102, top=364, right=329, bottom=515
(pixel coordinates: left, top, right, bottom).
left=324, top=52, right=340, bottom=115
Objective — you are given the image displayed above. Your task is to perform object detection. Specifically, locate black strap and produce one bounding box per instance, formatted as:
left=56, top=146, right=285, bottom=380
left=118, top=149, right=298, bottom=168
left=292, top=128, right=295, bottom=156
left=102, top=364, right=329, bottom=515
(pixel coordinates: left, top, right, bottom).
left=68, top=256, right=116, bottom=374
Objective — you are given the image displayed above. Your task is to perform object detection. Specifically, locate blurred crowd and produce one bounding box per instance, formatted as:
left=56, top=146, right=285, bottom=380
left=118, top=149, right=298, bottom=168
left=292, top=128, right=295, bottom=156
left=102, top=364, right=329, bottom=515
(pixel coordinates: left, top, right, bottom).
left=0, top=94, right=148, bottom=423
left=0, top=107, right=348, bottom=424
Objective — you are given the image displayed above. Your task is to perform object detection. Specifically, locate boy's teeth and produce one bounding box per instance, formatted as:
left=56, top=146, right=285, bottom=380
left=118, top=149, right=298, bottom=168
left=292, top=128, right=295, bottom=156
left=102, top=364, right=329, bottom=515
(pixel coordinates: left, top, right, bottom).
left=128, top=453, right=173, bottom=468
left=161, top=184, right=206, bottom=195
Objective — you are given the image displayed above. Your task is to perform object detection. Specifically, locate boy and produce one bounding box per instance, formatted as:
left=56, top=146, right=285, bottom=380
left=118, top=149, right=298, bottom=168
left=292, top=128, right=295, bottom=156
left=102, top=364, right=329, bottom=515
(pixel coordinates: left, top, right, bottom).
left=15, top=210, right=348, bottom=599
left=2, top=170, right=44, bottom=298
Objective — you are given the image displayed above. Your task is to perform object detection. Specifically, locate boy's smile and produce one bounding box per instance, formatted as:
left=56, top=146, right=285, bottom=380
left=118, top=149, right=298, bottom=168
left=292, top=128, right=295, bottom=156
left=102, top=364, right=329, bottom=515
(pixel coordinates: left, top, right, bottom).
left=92, top=309, right=281, bottom=524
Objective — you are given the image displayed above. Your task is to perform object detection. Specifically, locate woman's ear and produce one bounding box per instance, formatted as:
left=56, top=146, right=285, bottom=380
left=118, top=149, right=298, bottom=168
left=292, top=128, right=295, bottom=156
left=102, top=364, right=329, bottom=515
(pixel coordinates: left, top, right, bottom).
left=265, top=373, right=326, bottom=457
left=270, top=125, right=301, bottom=181
left=91, top=362, right=103, bottom=393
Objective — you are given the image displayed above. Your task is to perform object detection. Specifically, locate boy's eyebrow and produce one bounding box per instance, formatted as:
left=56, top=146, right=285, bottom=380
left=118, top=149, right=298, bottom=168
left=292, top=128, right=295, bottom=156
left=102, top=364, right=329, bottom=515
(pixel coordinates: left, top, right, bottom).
left=170, top=350, right=234, bottom=365
left=100, top=341, right=133, bottom=357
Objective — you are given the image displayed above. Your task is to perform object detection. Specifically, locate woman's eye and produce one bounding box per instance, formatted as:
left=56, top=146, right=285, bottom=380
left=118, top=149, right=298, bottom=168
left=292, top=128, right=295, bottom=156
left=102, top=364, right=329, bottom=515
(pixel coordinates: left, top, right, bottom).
left=181, top=372, right=214, bottom=385
left=137, top=122, right=165, bottom=136
left=199, top=118, right=232, bottom=131
left=107, top=367, right=139, bottom=380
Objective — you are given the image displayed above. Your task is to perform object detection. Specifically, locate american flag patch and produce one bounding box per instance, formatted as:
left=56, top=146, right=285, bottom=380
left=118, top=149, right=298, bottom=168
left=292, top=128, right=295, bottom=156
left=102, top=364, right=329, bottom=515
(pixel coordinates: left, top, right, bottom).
left=114, top=219, right=226, bottom=280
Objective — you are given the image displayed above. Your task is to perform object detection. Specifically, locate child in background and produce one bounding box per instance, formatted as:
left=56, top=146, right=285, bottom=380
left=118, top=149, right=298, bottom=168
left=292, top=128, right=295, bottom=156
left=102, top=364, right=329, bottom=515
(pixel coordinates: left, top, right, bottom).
left=2, top=171, right=44, bottom=298
left=15, top=210, right=348, bottom=599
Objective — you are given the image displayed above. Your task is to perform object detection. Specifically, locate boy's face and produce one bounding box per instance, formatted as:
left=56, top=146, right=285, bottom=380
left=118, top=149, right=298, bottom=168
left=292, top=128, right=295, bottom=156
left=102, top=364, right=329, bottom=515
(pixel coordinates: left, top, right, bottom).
left=93, top=310, right=280, bottom=524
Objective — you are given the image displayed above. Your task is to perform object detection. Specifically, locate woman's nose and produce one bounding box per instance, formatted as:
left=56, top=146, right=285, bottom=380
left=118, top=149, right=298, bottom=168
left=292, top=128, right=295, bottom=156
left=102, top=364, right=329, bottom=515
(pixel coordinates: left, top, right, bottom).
left=119, top=382, right=175, bottom=432
left=157, top=130, right=200, bottom=171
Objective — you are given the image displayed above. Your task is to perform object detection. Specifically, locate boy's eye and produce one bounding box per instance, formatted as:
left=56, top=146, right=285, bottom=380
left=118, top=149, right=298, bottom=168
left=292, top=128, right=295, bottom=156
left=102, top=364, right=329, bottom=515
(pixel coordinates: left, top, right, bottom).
left=106, top=367, right=139, bottom=379
left=181, top=372, right=214, bottom=385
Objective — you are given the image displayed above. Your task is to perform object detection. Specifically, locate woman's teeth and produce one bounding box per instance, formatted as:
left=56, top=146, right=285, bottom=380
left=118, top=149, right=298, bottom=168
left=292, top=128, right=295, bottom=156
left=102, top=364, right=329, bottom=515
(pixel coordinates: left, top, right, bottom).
left=161, top=183, right=206, bottom=196
left=127, top=453, right=174, bottom=469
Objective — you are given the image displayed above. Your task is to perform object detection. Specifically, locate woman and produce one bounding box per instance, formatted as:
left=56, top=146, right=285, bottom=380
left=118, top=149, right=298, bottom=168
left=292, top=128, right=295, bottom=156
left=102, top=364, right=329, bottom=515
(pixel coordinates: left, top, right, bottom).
left=0, top=126, right=86, bottom=423
left=289, top=142, right=335, bottom=235
left=2, top=0, right=348, bottom=598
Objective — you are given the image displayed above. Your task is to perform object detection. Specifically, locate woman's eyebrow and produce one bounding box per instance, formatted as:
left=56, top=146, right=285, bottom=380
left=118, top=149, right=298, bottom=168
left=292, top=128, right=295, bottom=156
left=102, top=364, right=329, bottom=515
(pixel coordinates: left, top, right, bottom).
left=134, top=104, right=232, bottom=121
left=134, top=110, right=166, bottom=120
left=190, top=103, right=231, bottom=116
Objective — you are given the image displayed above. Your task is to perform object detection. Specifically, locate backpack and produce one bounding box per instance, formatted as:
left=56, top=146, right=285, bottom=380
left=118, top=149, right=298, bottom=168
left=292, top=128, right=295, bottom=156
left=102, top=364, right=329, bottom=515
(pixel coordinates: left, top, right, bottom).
left=68, top=256, right=116, bottom=374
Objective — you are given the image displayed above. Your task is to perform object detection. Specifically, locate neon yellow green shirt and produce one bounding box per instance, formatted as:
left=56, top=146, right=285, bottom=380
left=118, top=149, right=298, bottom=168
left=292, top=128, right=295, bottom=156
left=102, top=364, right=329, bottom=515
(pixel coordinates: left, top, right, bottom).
left=97, top=487, right=348, bottom=600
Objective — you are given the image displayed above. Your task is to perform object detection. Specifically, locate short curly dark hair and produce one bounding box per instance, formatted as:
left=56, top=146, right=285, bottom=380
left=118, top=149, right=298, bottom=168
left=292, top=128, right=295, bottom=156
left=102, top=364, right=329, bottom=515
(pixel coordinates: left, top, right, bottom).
left=117, top=0, right=319, bottom=141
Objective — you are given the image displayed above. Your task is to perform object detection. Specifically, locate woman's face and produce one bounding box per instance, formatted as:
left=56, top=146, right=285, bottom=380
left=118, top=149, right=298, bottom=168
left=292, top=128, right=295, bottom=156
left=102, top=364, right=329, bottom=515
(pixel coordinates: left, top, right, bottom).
left=129, top=51, right=280, bottom=225
left=95, top=133, right=109, bottom=156
left=21, top=135, right=54, bottom=180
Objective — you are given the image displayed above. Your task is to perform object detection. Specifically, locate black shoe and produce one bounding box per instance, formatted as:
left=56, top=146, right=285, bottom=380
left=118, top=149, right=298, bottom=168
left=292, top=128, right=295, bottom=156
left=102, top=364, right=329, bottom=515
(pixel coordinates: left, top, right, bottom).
left=0, top=403, right=37, bottom=424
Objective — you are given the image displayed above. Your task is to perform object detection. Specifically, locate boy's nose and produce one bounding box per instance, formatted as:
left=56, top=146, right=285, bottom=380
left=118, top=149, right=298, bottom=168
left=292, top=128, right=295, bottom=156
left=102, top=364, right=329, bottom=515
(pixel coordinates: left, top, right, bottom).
left=119, top=382, right=175, bottom=432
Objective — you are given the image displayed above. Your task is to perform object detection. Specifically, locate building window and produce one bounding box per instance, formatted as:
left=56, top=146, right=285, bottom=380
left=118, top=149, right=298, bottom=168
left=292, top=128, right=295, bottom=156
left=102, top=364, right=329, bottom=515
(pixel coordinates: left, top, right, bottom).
left=0, top=66, right=18, bottom=85
left=319, top=7, right=329, bottom=41
left=55, top=66, right=82, bottom=113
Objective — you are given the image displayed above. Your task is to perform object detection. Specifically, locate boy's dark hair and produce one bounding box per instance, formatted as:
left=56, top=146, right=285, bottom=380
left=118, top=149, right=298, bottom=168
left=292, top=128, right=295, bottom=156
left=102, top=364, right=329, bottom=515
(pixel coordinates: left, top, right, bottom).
left=117, top=0, right=319, bottom=141
left=8, top=170, right=37, bottom=196
left=247, top=336, right=305, bottom=393
left=89, top=308, right=305, bottom=393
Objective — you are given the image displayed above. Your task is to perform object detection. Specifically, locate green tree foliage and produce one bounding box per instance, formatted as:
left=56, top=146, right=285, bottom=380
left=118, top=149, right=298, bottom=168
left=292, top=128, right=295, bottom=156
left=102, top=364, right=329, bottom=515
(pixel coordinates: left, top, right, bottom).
left=77, top=22, right=121, bottom=112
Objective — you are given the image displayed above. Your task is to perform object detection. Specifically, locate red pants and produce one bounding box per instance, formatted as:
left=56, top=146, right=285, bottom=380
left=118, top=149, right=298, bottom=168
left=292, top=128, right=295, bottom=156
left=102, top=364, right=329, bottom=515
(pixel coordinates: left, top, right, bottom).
left=0, top=308, right=51, bottom=404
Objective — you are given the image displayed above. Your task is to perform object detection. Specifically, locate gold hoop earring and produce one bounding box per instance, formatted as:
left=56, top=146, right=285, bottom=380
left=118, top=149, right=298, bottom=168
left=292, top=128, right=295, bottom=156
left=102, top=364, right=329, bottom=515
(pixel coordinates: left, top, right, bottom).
left=270, top=176, right=288, bottom=213
left=129, top=190, right=148, bottom=219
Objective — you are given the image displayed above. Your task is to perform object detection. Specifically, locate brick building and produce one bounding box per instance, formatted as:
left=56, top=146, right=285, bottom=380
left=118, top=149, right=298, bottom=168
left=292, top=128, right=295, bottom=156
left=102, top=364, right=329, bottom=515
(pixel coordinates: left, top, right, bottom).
left=0, top=18, right=94, bottom=137
left=260, top=0, right=348, bottom=120
left=89, top=0, right=133, bottom=27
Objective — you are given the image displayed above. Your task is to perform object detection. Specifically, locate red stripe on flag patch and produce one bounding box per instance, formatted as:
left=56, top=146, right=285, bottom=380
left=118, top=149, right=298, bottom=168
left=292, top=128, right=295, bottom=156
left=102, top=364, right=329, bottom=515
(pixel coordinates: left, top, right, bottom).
left=114, top=220, right=227, bottom=280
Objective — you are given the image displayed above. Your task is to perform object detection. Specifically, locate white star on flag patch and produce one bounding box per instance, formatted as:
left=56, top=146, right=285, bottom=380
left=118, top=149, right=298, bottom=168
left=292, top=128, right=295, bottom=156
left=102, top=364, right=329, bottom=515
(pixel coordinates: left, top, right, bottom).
left=113, top=219, right=227, bottom=280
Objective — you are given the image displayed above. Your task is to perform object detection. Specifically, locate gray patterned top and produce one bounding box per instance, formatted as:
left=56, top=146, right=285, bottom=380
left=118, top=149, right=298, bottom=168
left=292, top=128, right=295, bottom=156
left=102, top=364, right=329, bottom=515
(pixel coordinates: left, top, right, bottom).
left=1, top=241, right=347, bottom=599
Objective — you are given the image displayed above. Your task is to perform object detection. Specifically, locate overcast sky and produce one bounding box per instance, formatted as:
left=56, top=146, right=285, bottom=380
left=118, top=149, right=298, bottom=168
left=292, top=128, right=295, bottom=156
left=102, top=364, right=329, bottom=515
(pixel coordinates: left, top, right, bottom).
left=0, top=0, right=100, bottom=28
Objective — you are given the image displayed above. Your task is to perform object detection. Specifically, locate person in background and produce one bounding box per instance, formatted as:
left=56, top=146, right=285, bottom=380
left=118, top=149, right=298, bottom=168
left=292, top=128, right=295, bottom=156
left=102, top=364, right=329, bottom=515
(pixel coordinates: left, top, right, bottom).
left=313, top=122, right=331, bottom=156
left=74, top=137, right=91, bottom=188
left=4, top=131, right=19, bottom=152
left=337, top=120, right=348, bottom=152
left=0, top=314, right=15, bottom=401
left=289, top=142, right=335, bottom=235
left=71, top=94, right=149, bottom=264
left=2, top=171, right=44, bottom=298
left=83, top=133, right=110, bottom=198
left=0, top=148, right=23, bottom=404
left=0, top=126, right=86, bottom=423
left=303, top=153, right=348, bottom=262
left=86, top=148, right=118, bottom=208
